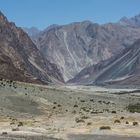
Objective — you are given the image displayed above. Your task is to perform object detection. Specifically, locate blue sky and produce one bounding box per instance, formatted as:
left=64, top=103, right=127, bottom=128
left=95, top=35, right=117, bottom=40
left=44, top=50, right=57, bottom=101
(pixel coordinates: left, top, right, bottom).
left=1, top=0, right=140, bottom=29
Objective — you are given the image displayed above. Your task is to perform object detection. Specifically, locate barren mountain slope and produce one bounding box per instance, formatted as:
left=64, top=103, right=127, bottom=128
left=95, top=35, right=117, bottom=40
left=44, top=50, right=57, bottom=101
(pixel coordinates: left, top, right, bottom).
left=0, top=11, right=63, bottom=84
left=69, top=39, right=140, bottom=86
left=34, top=20, right=140, bottom=81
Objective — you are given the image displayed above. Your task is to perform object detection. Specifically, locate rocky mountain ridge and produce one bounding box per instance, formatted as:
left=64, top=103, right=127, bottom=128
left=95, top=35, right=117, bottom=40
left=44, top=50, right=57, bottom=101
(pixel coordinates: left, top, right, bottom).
left=0, top=11, right=63, bottom=84
left=31, top=18, right=140, bottom=82
left=69, top=39, right=140, bottom=86
left=2, top=10, right=140, bottom=86
left=119, top=14, right=140, bottom=27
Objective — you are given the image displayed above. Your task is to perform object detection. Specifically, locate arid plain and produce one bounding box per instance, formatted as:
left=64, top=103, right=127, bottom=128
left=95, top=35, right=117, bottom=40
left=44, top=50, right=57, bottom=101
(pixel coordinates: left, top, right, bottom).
left=0, top=79, right=139, bottom=140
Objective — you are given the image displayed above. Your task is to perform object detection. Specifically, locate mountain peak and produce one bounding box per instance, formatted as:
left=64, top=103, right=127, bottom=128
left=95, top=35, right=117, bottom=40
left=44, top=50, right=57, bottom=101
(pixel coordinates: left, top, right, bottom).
left=22, top=27, right=41, bottom=37
left=119, top=13, right=140, bottom=27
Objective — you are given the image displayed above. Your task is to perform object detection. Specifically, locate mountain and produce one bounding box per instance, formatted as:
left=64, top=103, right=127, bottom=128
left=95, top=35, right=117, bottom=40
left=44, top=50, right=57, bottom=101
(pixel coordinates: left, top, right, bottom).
left=94, top=39, right=140, bottom=86
left=119, top=14, right=140, bottom=27
left=22, top=27, right=40, bottom=38
left=0, top=11, right=63, bottom=84
left=33, top=20, right=140, bottom=81
left=69, top=39, right=140, bottom=86
left=22, top=27, right=41, bottom=44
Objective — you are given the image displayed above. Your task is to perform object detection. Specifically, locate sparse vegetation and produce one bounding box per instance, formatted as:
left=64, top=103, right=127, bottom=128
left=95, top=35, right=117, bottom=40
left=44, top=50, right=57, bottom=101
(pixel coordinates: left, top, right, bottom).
left=127, top=103, right=140, bottom=113
left=120, top=116, right=124, bottom=120
left=99, top=126, right=111, bottom=130
left=111, top=111, right=116, bottom=114
left=74, top=104, right=78, bottom=108
left=114, top=119, right=121, bottom=124
left=10, top=122, right=15, bottom=125
left=90, top=99, right=94, bottom=102
left=57, top=104, right=61, bottom=107
left=12, top=128, right=19, bottom=131
left=81, top=116, right=89, bottom=119
left=18, top=121, right=23, bottom=127
left=133, top=121, right=139, bottom=126
left=0, top=79, right=140, bottom=138
left=80, top=100, right=85, bottom=102
left=98, top=100, right=102, bottom=104
left=2, top=132, right=8, bottom=135
left=87, top=122, right=92, bottom=126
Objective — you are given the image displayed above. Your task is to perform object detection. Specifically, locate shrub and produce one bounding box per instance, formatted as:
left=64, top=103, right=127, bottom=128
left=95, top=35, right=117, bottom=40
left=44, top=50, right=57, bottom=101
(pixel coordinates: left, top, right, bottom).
left=80, top=100, right=85, bottom=103
left=91, top=111, right=98, bottom=114
left=10, top=122, right=15, bottom=125
left=120, top=116, right=124, bottom=120
left=127, top=104, right=140, bottom=113
left=18, top=122, right=23, bottom=127
left=111, top=111, right=116, bottom=114
left=2, top=132, right=8, bottom=135
left=87, top=122, right=92, bottom=126
left=12, top=128, right=19, bottom=131
left=57, top=104, right=61, bottom=107
left=133, top=122, right=138, bottom=126
left=114, top=120, right=121, bottom=124
left=53, top=102, right=57, bottom=104
left=98, top=100, right=102, bottom=104
left=74, top=104, right=78, bottom=108
left=81, top=116, right=89, bottom=119
left=99, top=126, right=111, bottom=130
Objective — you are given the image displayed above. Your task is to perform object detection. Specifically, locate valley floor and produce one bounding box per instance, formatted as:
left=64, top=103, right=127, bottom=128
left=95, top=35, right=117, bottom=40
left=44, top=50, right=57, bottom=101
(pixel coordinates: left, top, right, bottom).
left=0, top=79, right=140, bottom=140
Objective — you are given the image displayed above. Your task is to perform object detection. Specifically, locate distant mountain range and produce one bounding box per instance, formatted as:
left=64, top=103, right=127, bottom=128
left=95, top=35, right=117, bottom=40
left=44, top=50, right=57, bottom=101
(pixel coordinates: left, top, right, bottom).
left=24, top=14, right=140, bottom=85
left=1, top=10, right=140, bottom=86
left=25, top=23, right=140, bottom=82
